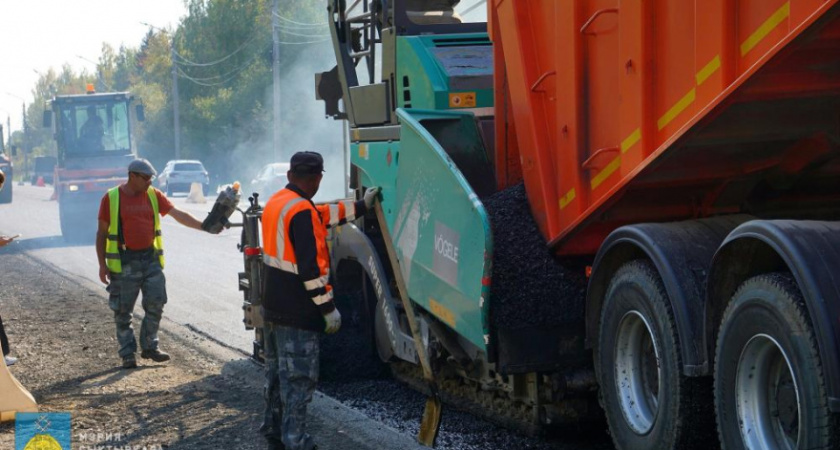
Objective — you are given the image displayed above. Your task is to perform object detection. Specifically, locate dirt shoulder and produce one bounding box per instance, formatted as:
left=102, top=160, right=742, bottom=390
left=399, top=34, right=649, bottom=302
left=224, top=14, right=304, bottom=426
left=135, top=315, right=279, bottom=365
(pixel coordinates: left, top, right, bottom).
left=0, top=251, right=422, bottom=450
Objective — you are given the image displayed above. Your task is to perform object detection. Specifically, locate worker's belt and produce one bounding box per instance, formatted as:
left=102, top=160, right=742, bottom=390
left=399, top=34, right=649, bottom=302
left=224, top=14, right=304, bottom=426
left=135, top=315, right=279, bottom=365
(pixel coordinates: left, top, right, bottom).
left=120, top=247, right=155, bottom=258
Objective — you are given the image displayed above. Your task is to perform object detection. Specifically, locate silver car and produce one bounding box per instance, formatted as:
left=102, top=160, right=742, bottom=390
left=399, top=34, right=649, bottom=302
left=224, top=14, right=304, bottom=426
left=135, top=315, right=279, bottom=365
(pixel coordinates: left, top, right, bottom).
left=158, top=160, right=210, bottom=195
left=249, top=162, right=290, bottom=200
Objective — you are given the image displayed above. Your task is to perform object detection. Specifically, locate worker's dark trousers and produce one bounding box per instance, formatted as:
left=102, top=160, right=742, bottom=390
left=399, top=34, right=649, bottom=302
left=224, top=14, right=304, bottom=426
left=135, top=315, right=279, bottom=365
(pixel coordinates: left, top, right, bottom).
left=0, top=314, right=9, bottom=356
left=106, top=250, right=168, bottom=358
left=265, top=323, right=319, bottom=450
left=261, top=323, right=284, bottom=444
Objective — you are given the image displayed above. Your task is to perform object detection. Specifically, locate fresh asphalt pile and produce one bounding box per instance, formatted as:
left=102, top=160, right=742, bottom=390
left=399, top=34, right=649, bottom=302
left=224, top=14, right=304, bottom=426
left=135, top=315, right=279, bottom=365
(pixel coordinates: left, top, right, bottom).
left=319, top=274, right=612, bottom=450
left=484, top=183, right=588, bottom=330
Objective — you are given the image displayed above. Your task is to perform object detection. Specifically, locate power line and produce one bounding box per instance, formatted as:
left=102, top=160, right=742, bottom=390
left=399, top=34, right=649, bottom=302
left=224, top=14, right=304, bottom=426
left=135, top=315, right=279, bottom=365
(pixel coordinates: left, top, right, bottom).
left=177, top=67, right=245, bottom=87
left=173, top=34, right=260, bottom=67
left=273, top=12, right=327, bottom=27
left=277, top=27, right=330, bottom=39
left=275, top=37, right=330, bottom=45
left=177, top=44, right=268, bottom=83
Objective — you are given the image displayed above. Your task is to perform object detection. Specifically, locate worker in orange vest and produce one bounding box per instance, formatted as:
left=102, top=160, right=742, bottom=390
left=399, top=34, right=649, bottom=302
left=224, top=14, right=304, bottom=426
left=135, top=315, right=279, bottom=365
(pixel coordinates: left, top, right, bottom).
left=260, top=151, right=379, bottom=450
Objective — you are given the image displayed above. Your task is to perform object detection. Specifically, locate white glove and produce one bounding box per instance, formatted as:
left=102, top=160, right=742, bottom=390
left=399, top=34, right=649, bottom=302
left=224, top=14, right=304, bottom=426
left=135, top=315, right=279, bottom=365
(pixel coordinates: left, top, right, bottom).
left=363, top=186, right=381, bottom=208
left=323, top=308, right=342, bottom=334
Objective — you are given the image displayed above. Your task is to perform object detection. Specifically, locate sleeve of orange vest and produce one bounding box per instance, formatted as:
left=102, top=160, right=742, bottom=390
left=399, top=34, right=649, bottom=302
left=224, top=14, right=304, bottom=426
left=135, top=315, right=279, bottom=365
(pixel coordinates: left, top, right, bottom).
left=316, top=199, right=366, bottom=230
left=289, top=209, right=336, bottom=314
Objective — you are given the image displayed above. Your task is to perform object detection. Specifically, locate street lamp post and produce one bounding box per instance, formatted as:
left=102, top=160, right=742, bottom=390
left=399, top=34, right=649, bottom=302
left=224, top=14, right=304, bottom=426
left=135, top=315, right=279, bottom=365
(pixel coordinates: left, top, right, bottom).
left=141, top=22, right=181, bottom=160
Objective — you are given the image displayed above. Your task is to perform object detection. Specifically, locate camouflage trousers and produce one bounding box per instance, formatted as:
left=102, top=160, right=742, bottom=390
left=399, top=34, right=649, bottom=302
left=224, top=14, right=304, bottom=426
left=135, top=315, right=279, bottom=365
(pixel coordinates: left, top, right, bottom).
left=262, top=322, right=319, bottom=450
left=106, top=250, right=167, bottom=358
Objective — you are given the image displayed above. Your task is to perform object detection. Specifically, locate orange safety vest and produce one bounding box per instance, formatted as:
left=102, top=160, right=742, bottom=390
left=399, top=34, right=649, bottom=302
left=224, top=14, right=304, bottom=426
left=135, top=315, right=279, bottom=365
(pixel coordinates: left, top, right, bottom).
left=262, top=187, right=357, bottom=307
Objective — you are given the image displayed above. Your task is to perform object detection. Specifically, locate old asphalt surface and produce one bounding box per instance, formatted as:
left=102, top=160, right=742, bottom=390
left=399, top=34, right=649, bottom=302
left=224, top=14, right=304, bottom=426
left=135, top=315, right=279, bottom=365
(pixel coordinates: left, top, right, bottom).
left=0, top=249, right=426, bottom=450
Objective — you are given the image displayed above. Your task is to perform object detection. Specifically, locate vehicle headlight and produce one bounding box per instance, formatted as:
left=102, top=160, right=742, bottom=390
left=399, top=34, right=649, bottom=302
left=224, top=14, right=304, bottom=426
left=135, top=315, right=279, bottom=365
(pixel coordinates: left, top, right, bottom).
left=68, top=185, right=79, bottom=192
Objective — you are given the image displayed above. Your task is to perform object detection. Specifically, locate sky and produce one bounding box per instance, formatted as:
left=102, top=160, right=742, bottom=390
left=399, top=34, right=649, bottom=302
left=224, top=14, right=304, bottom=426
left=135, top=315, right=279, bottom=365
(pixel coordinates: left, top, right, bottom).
left=0, top=0, right=187, bottom=133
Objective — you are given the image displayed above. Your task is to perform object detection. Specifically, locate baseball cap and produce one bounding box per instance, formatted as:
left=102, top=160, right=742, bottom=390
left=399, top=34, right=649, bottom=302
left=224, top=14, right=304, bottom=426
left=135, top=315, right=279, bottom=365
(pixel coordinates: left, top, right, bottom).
left=290, top=151, right=325, bottom=175
left=128, top=158, right=157, bottom=177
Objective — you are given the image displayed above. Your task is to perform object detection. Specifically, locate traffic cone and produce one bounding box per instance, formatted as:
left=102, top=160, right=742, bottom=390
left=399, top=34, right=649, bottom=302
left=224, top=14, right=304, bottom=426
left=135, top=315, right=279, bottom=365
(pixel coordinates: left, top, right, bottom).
left=186, top=182, right=206, bottom=204
left=36, top=176, right=45, bottom=187
left=0, top=357, right=38, bottom=422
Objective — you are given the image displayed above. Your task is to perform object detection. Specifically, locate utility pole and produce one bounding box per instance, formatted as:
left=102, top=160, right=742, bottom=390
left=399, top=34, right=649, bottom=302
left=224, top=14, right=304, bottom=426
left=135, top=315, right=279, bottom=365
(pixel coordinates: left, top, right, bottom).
left=272, top=0, right=282, bottom=162
left=172, top=43, right=181, bottom=160
left=21, top=101, right=28, bottom=184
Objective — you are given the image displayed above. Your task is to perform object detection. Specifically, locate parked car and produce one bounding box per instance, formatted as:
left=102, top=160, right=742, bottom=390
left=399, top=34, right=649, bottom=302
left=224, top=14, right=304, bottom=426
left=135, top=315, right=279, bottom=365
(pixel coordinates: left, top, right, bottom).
left=249, top=162, right=290, bottom=200
left=31, top=156, right=57, bottom=185
left=157, top=160, right=210, bottom=195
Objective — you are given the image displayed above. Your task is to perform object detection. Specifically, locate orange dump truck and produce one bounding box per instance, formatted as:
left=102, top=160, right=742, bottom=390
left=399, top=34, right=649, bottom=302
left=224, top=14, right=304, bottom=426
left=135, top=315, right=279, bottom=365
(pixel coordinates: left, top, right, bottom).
left=492, top=1, right=840, bottom=448
left=316, top=1, right=840, bottom=448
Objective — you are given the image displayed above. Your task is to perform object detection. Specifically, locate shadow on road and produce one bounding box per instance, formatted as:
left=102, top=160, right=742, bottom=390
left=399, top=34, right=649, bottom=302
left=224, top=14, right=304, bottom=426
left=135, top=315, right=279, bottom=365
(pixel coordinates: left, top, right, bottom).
left=0, top=235, right=93, bottom=253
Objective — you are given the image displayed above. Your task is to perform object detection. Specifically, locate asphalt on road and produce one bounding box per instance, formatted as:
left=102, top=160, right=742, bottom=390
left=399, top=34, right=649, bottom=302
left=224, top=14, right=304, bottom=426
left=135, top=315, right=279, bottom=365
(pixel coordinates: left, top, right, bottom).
left=0, top=183, right=616, bottom=450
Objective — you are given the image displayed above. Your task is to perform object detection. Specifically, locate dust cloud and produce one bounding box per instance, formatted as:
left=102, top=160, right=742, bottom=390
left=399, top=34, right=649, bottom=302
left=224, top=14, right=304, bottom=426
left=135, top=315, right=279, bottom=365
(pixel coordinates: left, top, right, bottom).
left=220, top=39, right=349, bottom=203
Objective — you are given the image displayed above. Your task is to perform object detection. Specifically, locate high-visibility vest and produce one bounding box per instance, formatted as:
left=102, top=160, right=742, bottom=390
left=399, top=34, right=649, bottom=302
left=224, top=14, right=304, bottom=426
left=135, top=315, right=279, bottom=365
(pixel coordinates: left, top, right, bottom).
left=262, top=188, right=356, bottom=307
left=104, top=186, right=165, bottom=273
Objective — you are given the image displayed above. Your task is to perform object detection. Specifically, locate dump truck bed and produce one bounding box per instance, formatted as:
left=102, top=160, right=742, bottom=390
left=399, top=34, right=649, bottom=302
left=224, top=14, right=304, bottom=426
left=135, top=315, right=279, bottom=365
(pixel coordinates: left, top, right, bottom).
left=491, top=0, right=840, bottom=255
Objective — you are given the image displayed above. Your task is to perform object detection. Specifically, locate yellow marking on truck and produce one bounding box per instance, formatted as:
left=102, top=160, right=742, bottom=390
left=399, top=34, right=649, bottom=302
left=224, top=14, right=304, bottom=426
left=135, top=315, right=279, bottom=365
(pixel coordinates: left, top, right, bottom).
left=696, top=55, right=721, bottom=86
left=449, top=92, right=477, bottom=108
left=741, top=2, right=790, bottom=56
left=657, top=88, right=696, bottom=130
left=559, top=188, right=576, bottom=210
left=621, top=128, right=642, bottom=153
left=429, top=298, right=456, bottom=327
left=591, top=156, right=621, bottom=190
left=358, top=143, right=369, bottom=160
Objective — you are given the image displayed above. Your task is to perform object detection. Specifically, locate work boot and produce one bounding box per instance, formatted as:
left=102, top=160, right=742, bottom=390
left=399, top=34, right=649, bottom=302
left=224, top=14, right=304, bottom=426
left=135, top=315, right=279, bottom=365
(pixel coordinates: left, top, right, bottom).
left=265, top=438, right=286, bottom=450
left=122, top=355, right=137, bottom=369
left=140, top=349, right=171, bottom=362
left=4, top=355, right=18, bottom=366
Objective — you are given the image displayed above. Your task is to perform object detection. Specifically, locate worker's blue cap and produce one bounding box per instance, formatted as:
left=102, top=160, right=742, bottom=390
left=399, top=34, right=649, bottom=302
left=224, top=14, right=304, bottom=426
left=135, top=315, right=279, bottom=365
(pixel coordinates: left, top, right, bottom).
left=128, top=158, right=157, bottom=177
left=290, top=151, right=325, bottom=175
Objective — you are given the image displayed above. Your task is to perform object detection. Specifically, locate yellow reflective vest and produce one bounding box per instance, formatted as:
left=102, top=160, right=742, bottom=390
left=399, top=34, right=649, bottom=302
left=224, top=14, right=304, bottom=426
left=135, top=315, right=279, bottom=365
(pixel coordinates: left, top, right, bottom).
left=104, top=186, right=165, bottom=273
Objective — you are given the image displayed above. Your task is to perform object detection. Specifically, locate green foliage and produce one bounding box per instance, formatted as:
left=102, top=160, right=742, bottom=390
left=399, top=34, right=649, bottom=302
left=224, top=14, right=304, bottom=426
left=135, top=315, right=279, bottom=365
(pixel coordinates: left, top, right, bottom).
left=23, top=0, right=340, bottom=191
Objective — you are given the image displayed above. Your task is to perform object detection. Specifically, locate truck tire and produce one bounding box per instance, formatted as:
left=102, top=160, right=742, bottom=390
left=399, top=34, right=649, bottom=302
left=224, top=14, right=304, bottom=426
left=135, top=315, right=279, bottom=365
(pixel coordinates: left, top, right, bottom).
left=596, top=260, right=713, bottom=450
left=714, top=273, right=837, bottom=450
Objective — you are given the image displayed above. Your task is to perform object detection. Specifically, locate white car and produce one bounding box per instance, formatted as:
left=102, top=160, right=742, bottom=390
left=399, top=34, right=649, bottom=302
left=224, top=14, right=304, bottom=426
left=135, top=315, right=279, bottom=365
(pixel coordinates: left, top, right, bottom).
left=249, top=162, right=290, bottom=200
left=158, top=160, right=210, bottom=195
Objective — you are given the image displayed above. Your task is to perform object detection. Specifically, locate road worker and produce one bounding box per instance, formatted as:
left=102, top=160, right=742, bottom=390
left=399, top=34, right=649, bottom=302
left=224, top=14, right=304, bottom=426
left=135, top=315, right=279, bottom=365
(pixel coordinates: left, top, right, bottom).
left=260, top=151, right=380, bottom=450
left=0, top=169, right=13, bottom=249
left=80, top=105, right=105, bottom=151
left=0, top=168, right=17, bottom=367
left=95, top=158, right=216, bottom=369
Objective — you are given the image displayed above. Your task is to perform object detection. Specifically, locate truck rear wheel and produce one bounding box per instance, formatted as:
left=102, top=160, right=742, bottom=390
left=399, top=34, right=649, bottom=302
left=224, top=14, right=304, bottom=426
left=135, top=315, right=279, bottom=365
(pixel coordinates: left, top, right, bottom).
left=714, top=273, right=836, bottom=450
left=596, top=260, right=711, bottom=450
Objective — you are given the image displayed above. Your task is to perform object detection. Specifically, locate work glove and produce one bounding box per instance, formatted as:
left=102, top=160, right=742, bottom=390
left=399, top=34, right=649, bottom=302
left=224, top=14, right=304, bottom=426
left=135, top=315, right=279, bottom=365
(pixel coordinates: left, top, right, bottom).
left=363, top=186, right=381, bottom=208
left=323, top=308, right=342, bottom=334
